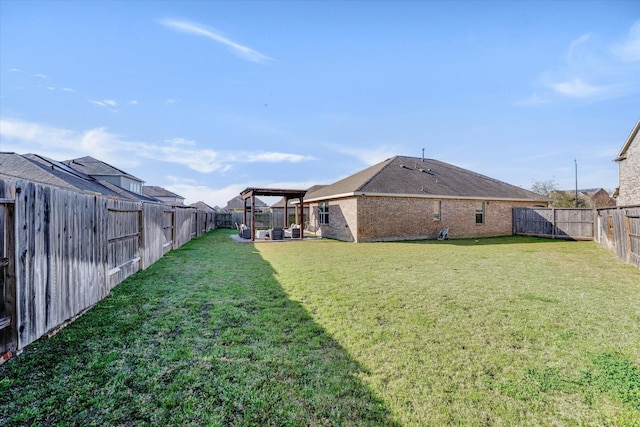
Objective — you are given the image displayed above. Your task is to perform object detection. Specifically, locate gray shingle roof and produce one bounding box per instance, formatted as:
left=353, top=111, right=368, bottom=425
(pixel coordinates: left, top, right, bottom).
left=63, top=156, right=143, bottom=182
left=0, top=152, right=123, bottom=197
left=142, top=185, right=185, bottom=199
left=189, top=201, right=216, bottom=211
left=305, top=156, right=548, bottom=202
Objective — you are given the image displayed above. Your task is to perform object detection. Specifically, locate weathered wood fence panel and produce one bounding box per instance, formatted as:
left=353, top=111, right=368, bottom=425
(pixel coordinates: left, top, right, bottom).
left=0, top=181, right=17, bottom=356
left=13, top=181, right=108, bottom=350
left=107, top=200, right=142, bottom=290
left=174, top=207, right=194, bottom=249
left=0, top=178, right=215, bottom=353
left=142, top=203, right=170, bottom=268
left=513, top=208, right=595, bottom=240
left=595, top=206, right=640, bottom=269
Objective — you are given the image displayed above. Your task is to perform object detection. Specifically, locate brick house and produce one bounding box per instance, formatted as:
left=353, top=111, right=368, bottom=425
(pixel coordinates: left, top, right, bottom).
left=304, top=155, right=549, bottom=242
left=614, top=119, right=640, bottom=206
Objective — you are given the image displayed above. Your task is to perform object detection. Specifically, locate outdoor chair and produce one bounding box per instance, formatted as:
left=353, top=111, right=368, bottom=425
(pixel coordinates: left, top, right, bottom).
left=437, top=226, right=449, bottom=240
left=271, top=227, right=284, bottom=240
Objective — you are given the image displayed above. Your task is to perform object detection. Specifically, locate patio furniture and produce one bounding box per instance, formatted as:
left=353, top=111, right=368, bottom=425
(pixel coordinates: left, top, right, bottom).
left=271, top=227, right=284, bottom=240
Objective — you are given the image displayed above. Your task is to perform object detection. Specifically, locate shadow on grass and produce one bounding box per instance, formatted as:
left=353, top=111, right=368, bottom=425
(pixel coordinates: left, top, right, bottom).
left=0, top=229, right=399, bottom=426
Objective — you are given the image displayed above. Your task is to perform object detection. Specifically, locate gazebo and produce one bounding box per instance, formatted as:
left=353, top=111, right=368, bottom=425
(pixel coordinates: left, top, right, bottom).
left=240, top=188, right=307, bottom=241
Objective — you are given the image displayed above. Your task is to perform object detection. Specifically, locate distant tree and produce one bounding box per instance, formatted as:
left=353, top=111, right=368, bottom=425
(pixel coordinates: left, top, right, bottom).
left=531, top=179, right=558, bottom=197
left=531, top=179, right=588, bottom=208
left=550, top=191, right=588, bottom=208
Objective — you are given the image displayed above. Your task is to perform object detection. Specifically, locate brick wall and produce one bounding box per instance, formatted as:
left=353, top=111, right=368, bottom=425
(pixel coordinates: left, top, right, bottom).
left=309, top=196, right=542, bottom=242
left=618, top=132, right=640, bottom=206
left=308, top=198, right=358, bottom=241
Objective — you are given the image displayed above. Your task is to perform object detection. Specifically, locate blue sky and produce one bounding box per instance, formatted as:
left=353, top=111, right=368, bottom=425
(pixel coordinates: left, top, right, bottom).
left=1, top=1, right=638, bottom=207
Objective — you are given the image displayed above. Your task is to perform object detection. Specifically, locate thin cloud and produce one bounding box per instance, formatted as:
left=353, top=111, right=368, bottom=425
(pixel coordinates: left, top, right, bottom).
left=551, top=78, right=612, bottom=98
left=612, top=20, right=640, bottom=62
left=244, top=152, right=314, bottom=163
left=521, top=21, right=640, bottom=104
left=0, top=118, right=314, bottom=175
left=329, top=144, right=398, bottom=166
left=90, top=99, right=118, bottom=108
left=62, top=87, right=75, bottom=92
left=160, top=19, right=272, bottom=64
left=567, top=33, right=591, bottom=62
left=33, top=73, right=48, bottom=78
left=129, top=100, right=139, bottom=105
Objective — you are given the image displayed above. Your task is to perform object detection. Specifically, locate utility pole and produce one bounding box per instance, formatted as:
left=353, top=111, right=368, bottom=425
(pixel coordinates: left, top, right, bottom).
left=574, top=159, right=578, bottom=208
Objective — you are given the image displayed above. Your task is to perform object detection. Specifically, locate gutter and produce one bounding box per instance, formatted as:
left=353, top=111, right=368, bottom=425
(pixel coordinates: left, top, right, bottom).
left=303, top=192, right=550, bottom=204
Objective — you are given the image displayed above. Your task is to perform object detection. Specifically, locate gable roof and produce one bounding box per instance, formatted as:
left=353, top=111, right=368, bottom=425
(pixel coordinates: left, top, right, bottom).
left=63, top=156, right=144, bottom=182
left=189, top=201, right=216, bottom=211
left=142, top=185, right=185, bottom=200
left=305, top=155, right=548, bottom=202
left=615, top=119, right=640, bottom=162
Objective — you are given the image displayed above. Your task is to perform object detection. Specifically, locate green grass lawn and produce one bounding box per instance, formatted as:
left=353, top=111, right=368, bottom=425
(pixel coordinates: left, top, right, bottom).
left=1, top=230, right=639, bottom=426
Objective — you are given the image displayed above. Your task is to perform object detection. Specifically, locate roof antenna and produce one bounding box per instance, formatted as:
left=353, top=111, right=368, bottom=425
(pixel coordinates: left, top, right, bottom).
left=422, top=148, right=425, bottom=162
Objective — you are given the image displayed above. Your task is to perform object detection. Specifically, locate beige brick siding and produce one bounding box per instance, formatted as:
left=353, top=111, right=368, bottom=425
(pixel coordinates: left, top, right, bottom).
left=618, top=132, right=640, bottom=206
left=308, top=198, right=359, bottom=242
left=308, top=196, right=543, bottom=242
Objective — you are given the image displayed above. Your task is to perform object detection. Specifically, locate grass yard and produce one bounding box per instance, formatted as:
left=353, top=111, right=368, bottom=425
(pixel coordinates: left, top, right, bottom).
left=1, top=230, right=639, bottom=426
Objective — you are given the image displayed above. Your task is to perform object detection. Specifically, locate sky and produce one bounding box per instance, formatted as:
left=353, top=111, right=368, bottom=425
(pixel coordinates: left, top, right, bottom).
left=1, top=1, right=638, bottom=208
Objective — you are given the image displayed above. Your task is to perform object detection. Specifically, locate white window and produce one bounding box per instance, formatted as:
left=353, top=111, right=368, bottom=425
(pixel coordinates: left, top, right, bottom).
left=319, top=202, right=329, bottom=225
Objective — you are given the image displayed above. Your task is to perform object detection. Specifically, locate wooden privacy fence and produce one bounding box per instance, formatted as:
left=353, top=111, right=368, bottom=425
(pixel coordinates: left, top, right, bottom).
left=513, top=207, right=595, bottom=240
left=595, top=205, right=640, bottom=269
left=0, top=178, right=214, bottom=355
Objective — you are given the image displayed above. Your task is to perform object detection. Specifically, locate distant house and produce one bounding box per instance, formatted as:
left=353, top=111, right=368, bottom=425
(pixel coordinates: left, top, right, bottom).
left=142, top=186, right=185, bottom=206
left=224, top=195, right=268, bottom=212
left=303, top=155, right=549, bottom=242
left=63, top=156, right=145, bottom=195
left=0, top=152, right=143, bottom=200
left=0, top=152, right=162, bottom=202
left=189, top=201, right=216, bottom=212
left=614, top=119, right=640, bottom=206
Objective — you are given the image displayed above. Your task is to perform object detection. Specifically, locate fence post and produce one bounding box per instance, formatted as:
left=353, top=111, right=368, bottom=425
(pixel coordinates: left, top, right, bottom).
left=552, top=208, right=556, bottom=239
left=138, top=207, right=145, bottom=270
left=625, top=214, right=632, bottom=264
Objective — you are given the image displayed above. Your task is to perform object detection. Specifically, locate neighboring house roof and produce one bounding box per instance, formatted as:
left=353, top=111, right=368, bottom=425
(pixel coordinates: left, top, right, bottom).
left=0, top=152, right=124, bottom=198
left=305, top=155, right=548, bottom=202
left=615, top=119, right=640, bottom=162
left=142, top=185, right=185, bottom=200
left=63, top=156, right=144, bottom=182
left=96, top=180, right=160, bottom=202
left=224, top=195, right=268, bottom=211
left=189, top=201, right=216, bottom=211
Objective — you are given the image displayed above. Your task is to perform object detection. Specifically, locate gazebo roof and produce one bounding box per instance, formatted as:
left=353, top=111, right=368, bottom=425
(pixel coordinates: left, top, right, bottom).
left=240, top=187, right=307, bottom=200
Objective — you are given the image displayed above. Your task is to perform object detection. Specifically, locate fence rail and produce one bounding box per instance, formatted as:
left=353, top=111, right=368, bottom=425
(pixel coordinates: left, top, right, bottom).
left=513, top=207, right=595, bottom=240
left=0, top=178, right=215, bottom=355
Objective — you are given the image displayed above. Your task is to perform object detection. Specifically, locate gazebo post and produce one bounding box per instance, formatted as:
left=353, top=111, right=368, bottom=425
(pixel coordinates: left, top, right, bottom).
left=251, top=193, right=256, bottom=241
left=299, top=196, right=304, bottom=239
